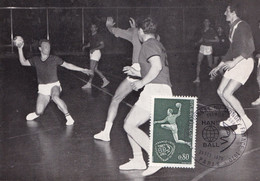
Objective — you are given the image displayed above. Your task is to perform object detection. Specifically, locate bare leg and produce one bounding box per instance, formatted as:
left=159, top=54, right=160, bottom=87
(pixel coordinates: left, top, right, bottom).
left=36, top=94, right=50, bottom=115
left=119, top=105, right=150, bottom=170
left=106, top=79, right=133, bottom=123
left=222, top=80, right=244, bottom=117
left=173, top=132, right=191, bottom=147
left=194, top=53, right=204, bottom=83
left=206, top=54, right=213, bottom=68
left=51, top=86, right=68, bottom=114
left=26, top=93, right=50, bottom=121
left=222, top=79, right=252, bottom=133
left=51, top=86, right=74, bottom=125
left=94, top=78, right=133, bottom=141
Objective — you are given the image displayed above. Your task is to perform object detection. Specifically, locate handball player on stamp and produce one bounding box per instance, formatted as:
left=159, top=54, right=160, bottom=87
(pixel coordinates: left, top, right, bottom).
left=150, top=96, right=197, bottom=168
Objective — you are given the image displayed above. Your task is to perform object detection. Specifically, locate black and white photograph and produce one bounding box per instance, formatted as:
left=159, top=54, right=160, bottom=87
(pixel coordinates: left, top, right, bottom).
left=0, top=0, right=260, bottom=180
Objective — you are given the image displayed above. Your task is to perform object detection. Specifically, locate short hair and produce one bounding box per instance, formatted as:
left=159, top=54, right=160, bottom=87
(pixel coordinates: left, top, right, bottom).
left=39, top=39, right=50, bottom=47
left=229, top=1, right=242, bottom=17
left=168, top=108, right=173, bottom=114
left=137, top=16, right=157, bottom=35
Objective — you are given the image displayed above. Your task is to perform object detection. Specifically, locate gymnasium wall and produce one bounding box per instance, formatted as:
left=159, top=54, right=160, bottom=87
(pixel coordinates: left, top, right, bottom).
left=0, top=0, right=259, bottom=55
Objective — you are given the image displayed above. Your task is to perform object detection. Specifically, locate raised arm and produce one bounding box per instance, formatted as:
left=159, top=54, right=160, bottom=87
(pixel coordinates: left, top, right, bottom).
left=176, top=104, right=182, bottom=117
left=106, top=17, right=116, bottom=34
left=106, top=16, right=133, bottom=42
left=17, top=44, right=31, bottom=66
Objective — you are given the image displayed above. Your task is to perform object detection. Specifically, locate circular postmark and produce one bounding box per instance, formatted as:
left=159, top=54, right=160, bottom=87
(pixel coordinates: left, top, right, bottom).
left=195, top=104, right=248, bottom=168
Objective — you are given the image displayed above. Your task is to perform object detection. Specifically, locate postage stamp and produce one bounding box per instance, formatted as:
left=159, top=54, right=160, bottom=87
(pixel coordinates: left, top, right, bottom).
left=149, top=96, right=197, bottom=168
left=195, top=104, right=248, bottom=168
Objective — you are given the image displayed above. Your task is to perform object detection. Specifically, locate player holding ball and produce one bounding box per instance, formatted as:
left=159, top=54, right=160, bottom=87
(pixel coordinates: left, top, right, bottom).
left=16, top=37, right=92, bottom=125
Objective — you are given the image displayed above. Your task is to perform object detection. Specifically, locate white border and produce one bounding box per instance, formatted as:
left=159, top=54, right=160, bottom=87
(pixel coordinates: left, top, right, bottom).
left=149, top=95, right=197, bottom=168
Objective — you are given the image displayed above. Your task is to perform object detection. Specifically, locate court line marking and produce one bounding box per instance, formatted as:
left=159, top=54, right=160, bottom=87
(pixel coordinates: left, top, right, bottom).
left=0, top=127, right=61, bottom=142
left=67, top=71, right=133, bottom=108
left=191, top=147, right=260, bottom=181
left=67, top=71, right=259, bottom=112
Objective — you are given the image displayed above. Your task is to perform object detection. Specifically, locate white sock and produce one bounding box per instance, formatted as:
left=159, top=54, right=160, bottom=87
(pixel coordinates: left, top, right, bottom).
left=103, top=122, right=113, bottom=134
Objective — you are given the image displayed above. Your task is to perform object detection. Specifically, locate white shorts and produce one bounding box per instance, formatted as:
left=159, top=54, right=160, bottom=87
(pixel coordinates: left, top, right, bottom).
left=126, top=63, right=141, bottom=83
left=135, top=84, right=173, bottom=113
left=38, top=81, right=62, bottom=96
left=90, top=50, right=101, bottom=61
left=224, top=58, right=254, bottom=85
left=199, top=45, right=213, bottom=55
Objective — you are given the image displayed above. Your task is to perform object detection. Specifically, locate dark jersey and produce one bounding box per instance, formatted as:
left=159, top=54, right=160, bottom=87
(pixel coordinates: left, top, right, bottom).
left=138, top=38, right=171, bottom=87
left=28, top=55, right=64, bottom=84
left=89, top=33, right=103, bottom=50
left=223, top=19, right=255, bottom=62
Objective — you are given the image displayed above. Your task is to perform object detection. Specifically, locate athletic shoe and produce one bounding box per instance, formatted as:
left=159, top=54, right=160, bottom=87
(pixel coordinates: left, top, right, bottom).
left=193, top=78, right=200, bottom=83
left=66, top=115, right=75, bottom=126
left=119, top=158, right=147, bottom=170
left=82, top=82, right=92, bottom=89
left=251, top=97, right=260, bottom=106
left=101, top=79, right=110, bottom=88
left=142, top=166, right=162, bottom=176
left=94, top=131, right=110, bottom=142
left=219, top=117, right=239, bottom=127
left=234, top=117, right=252, bottom=135
left=26, top=112, right=39, bottom=121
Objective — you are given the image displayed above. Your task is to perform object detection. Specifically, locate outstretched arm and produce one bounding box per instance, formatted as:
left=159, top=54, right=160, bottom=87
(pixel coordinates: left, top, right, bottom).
left=61, top=62, right=92, bottom=75
left=17, top=43, right=31, bottom=66
left=82, top=43, right=90, bottom=51
left=154, top=118, right=168, bottom=124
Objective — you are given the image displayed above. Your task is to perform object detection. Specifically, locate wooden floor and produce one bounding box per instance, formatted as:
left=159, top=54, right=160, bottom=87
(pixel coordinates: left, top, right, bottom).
left=1, top=53, right=260, bottom=181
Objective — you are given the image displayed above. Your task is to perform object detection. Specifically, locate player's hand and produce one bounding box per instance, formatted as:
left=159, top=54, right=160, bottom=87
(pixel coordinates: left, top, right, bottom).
left=131, top=80, right=144, bottom=91
left=129, top=17, right=136, bottom=28
left=209, top=67, right=219, bottom=79
left=222, top=61, right=235, bottom=71
left=106, top=17, right=115, bottom=27
left=123, top=66, right=140, bottom=76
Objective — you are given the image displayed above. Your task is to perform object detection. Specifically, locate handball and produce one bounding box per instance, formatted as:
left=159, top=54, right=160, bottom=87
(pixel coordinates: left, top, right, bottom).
left=13, top=36, right=24, bottom=48
left=176, top=103, right=181, bottom=108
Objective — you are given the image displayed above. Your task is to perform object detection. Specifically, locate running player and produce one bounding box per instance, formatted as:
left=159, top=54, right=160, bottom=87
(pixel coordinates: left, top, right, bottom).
left=209, top=2, right=255, bottom=134
left=193, top=18, right=219, bottom=83
left=154, top=103, right=191, bottom=148
left=121, top=17, right=172, bottom=176
left=17, top=39, right=91, bottom=125
left=93, top=17, right=142, bottom=141
left=82, top=23, right=109, bottom=89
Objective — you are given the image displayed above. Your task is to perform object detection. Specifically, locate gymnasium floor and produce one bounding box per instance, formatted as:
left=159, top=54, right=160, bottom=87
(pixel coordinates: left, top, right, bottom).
left=1, top=52, right=260, bottom=181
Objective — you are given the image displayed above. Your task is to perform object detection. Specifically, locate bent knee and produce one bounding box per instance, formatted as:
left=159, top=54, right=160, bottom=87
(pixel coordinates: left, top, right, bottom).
left=217, top=88, right=223, bottom=97
left=51, top=95, right=60, bottom=102
left=123, top=122, right=136, bottom=134
left=222, top=90, right=233, bottom=99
